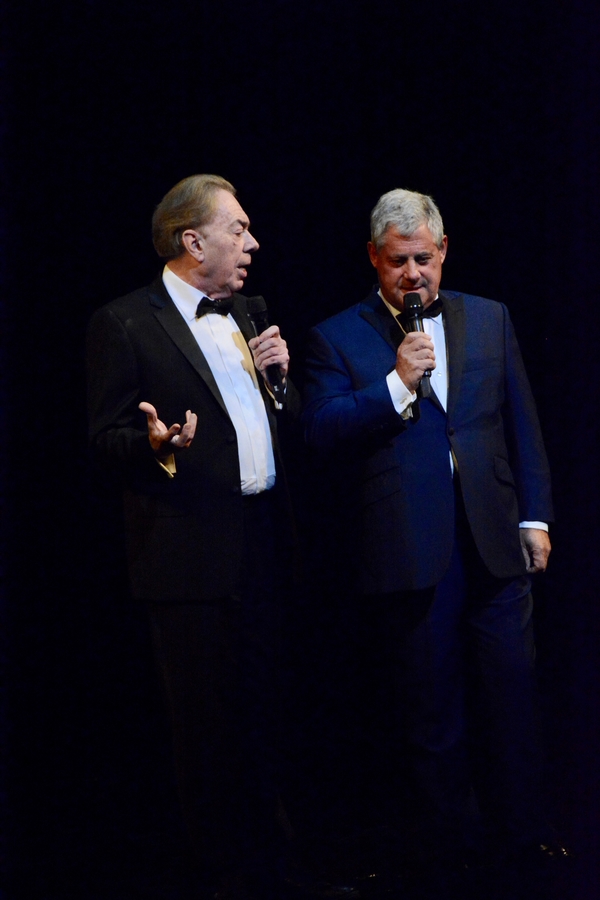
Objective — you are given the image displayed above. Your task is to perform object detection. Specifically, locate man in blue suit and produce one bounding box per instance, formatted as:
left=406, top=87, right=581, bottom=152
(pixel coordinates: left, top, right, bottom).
left=302, top=189, right=558, bottom=869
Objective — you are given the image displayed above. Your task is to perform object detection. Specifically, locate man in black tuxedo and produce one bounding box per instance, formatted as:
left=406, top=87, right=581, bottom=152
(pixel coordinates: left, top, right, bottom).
left=87, top=174, right=298, bottom=898
left=303, top=189, right=560, bottom=869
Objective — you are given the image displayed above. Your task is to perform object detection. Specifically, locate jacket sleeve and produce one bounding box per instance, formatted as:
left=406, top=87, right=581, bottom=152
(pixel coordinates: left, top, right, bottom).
left=501, top=304, right=554, bottom=523
left=86, top=305, right=160, bottom=476
left=302, top=324, right=412, bottom=452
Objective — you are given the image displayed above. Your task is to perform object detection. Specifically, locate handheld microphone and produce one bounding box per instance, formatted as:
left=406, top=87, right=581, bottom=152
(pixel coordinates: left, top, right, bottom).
left=246, top=295, right=286, bottom=408
left=402, top=291, right=432, bottom=399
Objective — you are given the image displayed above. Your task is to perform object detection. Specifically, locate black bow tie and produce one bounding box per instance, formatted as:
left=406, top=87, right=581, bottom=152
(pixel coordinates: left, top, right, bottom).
left=195, top=296, right=234, bottom=318
left=422, top=296, right=443, bottom=318
left=397, top=295, right=443, bottom=330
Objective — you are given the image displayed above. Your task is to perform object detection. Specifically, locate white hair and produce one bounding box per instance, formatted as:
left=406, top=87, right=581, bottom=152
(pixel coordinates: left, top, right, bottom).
left=370, top=188, right=445, bottom=249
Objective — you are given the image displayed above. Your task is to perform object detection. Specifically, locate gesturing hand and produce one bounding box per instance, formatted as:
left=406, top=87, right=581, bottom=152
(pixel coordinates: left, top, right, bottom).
left=138, top=402, right=197, bottom=458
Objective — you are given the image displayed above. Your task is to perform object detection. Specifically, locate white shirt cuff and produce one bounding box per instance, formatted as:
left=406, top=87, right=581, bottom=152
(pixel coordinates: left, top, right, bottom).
left=519, top=521, right=548, bottom=531
left=386, top=370, right=417, bottom=417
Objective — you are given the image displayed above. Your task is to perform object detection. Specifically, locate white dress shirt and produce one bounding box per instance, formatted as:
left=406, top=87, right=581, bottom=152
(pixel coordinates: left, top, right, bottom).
left=381, top=292, right=546, bottom=532
left=163, top=266, right=276, bottom=495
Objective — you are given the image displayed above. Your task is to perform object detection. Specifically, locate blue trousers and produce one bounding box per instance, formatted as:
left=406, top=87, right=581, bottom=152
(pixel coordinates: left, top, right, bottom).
left=361, top=491, right=546, bottom=854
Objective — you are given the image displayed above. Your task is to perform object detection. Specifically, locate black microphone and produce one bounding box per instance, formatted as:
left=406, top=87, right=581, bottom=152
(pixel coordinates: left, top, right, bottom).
left=246, top=295, right=286, bottom=408
left=402, top=291, right=432, bottom=399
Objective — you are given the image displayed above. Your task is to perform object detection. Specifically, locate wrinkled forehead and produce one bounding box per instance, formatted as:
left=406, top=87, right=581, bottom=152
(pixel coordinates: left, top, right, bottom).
left=382, top=223, right=438, bottom=251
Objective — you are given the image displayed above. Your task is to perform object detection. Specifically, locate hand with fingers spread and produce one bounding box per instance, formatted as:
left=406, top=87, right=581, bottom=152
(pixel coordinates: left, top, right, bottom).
left=248, top=325, right=289, bottom=386
left=138, top=402, right=197, bottom=457
left=395, top=331, right=436, bottom=393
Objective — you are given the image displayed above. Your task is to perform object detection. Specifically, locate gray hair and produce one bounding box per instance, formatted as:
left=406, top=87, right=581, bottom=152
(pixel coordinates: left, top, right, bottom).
left=370, top=188, right=445, bottom=249
left=152, top=174, right=236, bottom=259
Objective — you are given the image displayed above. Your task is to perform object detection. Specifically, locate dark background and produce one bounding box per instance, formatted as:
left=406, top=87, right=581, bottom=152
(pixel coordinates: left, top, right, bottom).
left=3, top=0, right=599, bottom=897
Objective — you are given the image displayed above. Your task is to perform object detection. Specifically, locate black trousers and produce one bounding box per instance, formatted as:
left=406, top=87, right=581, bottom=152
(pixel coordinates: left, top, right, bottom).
left=149, top=491, right=283, bottom=879
left=361, top=489, right=546, bottom=855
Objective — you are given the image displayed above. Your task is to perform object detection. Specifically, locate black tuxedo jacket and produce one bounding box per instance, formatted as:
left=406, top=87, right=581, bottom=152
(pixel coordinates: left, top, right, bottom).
left=302, top=288, right=553, bottom=594
left=87, top=276, right=298, bottom=603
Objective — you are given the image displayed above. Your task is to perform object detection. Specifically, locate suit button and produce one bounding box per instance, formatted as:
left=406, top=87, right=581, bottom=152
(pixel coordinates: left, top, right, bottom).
left=232, top=485, right=240, bottom=494
left=448, top=427, right=455, bottom=436
left=227, top=434, right=236, bottom=444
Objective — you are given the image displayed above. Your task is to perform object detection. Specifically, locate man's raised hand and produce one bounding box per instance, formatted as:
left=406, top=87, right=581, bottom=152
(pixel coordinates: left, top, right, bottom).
left=139, top=402, right=197, bottom=457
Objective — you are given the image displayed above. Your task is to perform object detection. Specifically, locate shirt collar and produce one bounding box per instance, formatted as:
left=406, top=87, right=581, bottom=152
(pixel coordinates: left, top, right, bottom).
left=378, top=289, right=442, bottom=323
left=163, top=265, right=209, bottom=321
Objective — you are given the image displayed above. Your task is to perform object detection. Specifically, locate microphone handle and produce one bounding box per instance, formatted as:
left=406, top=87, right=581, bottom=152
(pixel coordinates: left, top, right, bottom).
left=249, top=308, right=286, bottom=407
left=404, top=315, right=433, bottom=398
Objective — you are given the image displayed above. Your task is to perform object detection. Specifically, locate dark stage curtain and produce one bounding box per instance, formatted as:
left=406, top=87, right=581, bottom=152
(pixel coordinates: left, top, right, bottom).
left=3, top=1, right=599, bottom=896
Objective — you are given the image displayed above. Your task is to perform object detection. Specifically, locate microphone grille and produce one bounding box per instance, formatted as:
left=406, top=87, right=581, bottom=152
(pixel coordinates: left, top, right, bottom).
left=403, top=291, right=423, bottom=314
left=246, top=295, right=267, bottom=315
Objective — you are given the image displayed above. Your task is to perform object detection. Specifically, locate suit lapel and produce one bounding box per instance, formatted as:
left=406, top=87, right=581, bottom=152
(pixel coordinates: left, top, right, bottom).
left=358, top=288, right=405, bottom=352
left=148, top=278, right=229, bottom=416
left=149, top=282, right=277, bottom=429
left=441, top=290, right=466, bottom=421
left=230, top=293, right=255, bottom=344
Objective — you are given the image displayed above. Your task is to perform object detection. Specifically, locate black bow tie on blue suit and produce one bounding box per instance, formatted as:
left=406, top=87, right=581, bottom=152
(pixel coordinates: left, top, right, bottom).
left=195, top=296, right=234, bottom=318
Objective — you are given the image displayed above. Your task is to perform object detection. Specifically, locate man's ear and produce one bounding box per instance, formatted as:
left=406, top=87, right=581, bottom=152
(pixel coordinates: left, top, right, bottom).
left=181, top=229, right=204, bottom=262
left=367, top=241, right=379, bottom=268
left=439, top=235, right=448, bottom=263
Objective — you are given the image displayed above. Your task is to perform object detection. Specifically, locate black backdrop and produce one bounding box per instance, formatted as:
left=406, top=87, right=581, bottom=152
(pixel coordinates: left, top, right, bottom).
left=4, top=1, right=600, bottom=897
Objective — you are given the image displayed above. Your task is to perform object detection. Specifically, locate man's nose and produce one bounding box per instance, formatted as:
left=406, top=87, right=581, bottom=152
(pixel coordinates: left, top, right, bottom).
left=245, top=231, right=259, bottom=252
left=403, top=259, right=419, bottom=280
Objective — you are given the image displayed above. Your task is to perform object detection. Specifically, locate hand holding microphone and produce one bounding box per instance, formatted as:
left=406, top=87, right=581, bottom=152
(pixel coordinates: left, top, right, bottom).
left=246, top=295, right=288, bottom=408
left=396, top=291, right=435, bottom=397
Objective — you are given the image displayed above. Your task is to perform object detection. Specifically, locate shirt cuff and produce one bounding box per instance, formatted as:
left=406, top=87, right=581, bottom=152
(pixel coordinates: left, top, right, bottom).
left=386, top=370, right=417, bottom=418
left=519, top=521, right=548, bottom=531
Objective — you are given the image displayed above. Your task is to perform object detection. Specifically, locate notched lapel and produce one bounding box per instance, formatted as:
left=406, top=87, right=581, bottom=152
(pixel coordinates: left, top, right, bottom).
left=230, top=294, right=256, bottom=344
left=149, top=281, right=229, bottom=416
left=442, top=291, right=466, bottom=420
left=359, top=290, right=404, bottom=353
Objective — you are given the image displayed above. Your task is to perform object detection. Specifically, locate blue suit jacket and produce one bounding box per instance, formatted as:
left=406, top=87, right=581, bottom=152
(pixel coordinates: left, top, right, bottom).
left=302, top=288, right=553, bottom=594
